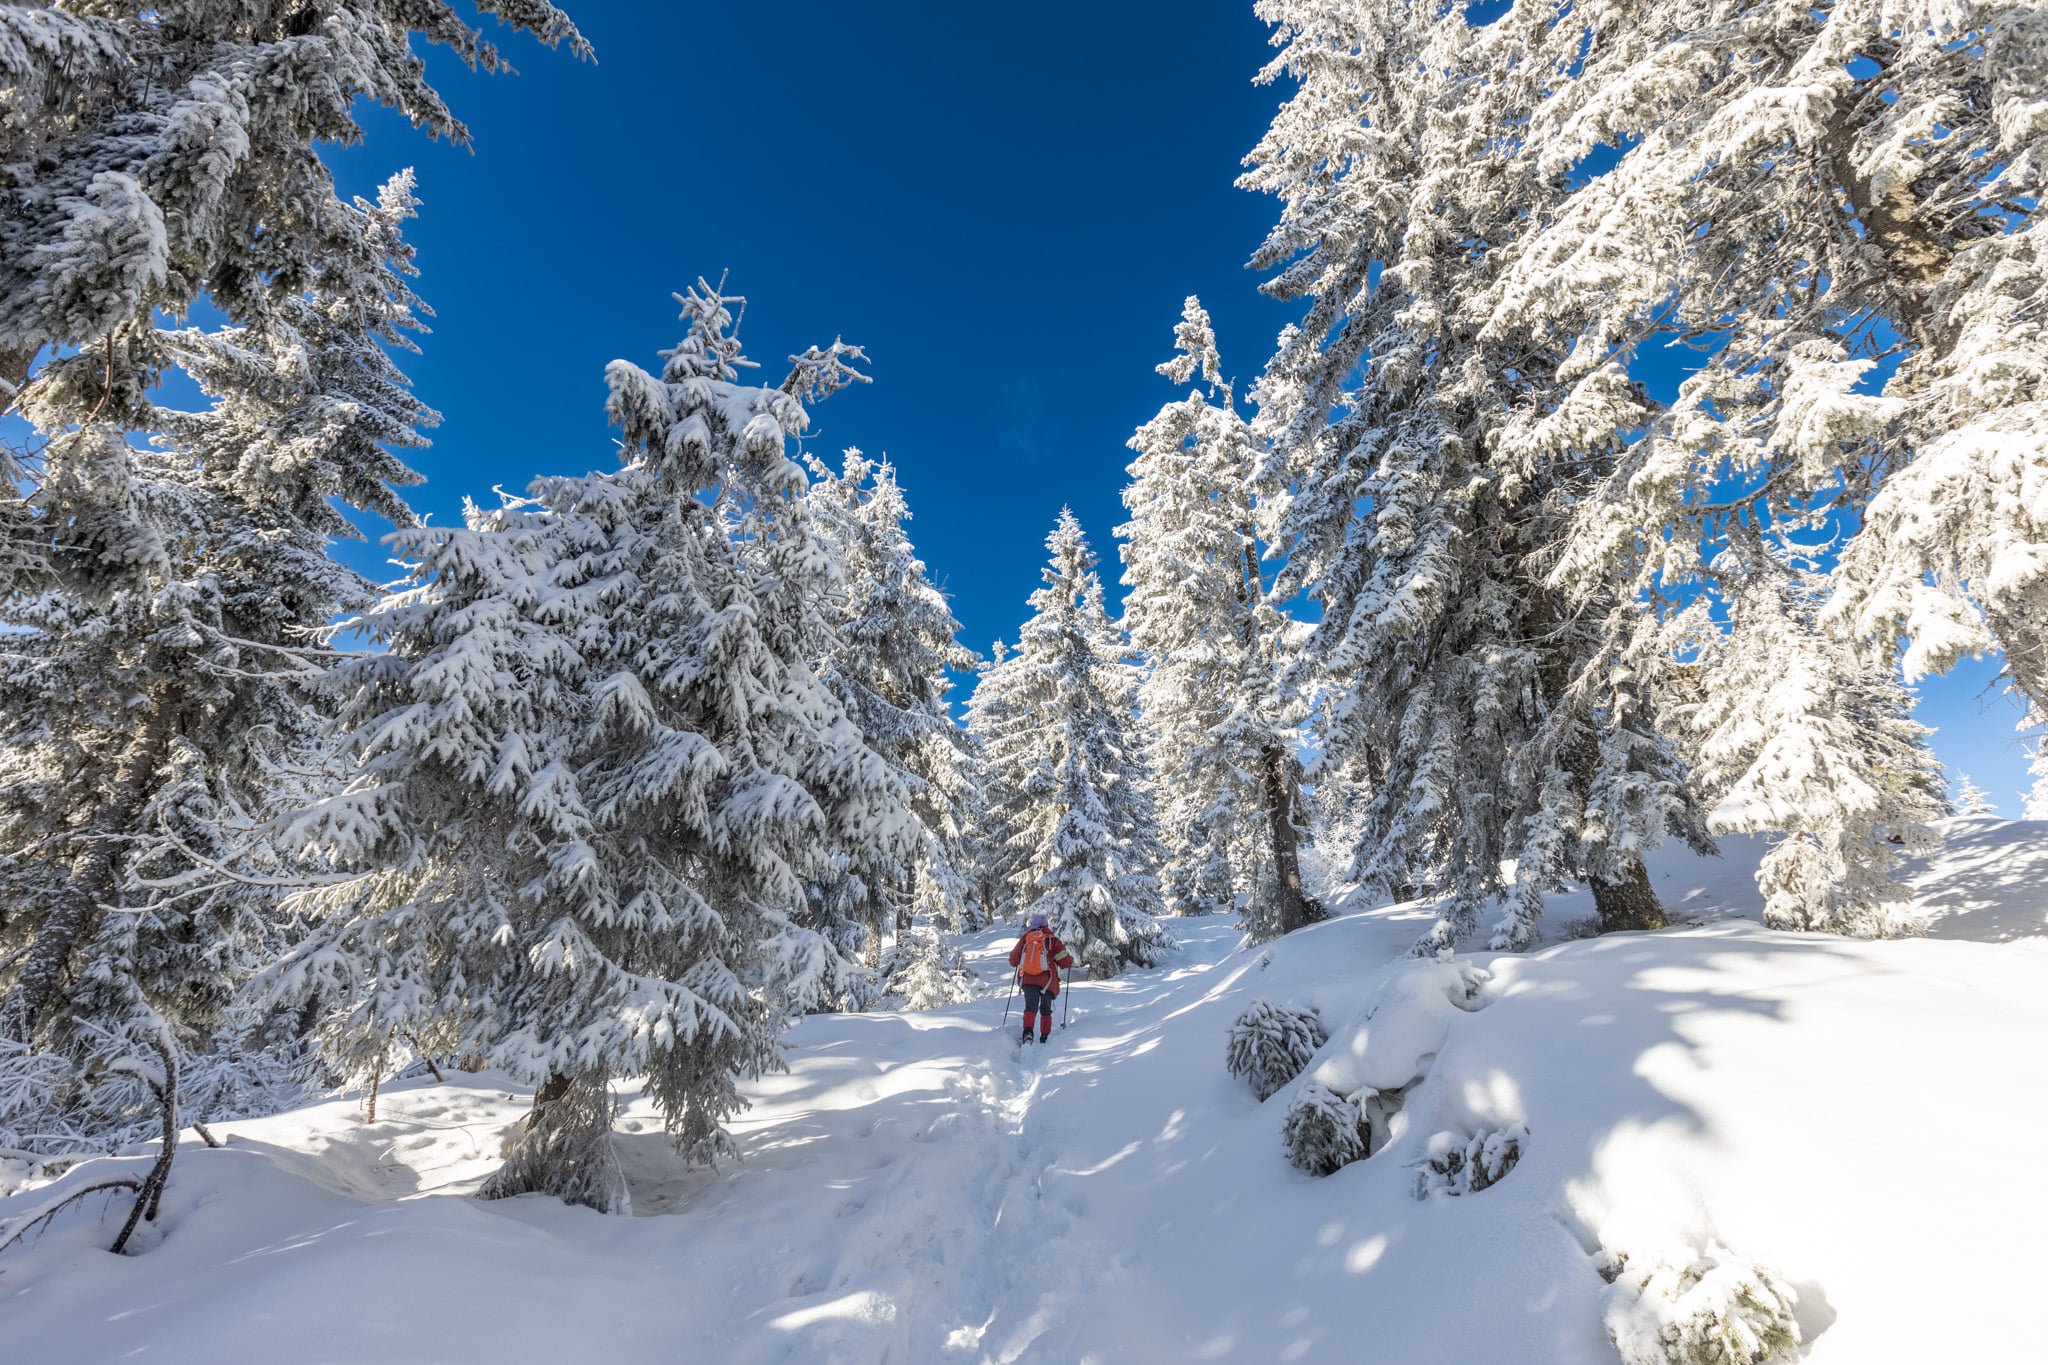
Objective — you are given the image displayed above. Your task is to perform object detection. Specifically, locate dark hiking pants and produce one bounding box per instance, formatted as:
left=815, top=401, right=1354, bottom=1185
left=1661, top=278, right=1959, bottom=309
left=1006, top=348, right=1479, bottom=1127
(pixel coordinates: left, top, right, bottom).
left=1021, top=981, right=1056, bottom=1033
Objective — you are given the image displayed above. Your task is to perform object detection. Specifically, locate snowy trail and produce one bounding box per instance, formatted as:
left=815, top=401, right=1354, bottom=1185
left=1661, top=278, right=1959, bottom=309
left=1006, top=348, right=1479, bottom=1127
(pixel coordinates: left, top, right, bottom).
left=697, top=922, right=1252, bottom=1364
left=5, top=825, right=2048, bottom=1363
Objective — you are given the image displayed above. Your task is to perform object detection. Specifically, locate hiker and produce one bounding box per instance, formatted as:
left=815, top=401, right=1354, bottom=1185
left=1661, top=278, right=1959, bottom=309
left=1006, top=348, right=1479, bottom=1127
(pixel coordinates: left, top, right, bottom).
left=1008, top=912, right=1075, bottom=1043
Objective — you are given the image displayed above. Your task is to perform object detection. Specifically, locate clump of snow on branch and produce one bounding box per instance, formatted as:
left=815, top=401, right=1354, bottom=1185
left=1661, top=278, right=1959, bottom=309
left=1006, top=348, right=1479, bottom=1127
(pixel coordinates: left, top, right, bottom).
left=1411, top=1125, right=1527, bottom=1199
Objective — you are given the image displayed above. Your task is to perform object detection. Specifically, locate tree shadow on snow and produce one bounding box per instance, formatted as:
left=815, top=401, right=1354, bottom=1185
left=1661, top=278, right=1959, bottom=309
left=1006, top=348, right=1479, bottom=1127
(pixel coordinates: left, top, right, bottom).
left=1139, top=921, right=1929, bottom=1362
left=1908, top=819, right=2048, bottom=942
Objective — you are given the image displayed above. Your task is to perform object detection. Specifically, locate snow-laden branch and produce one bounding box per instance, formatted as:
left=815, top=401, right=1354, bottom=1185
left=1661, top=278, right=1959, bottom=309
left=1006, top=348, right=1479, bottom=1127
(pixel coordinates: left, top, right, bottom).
left=131, top=814, right=364, bottom=893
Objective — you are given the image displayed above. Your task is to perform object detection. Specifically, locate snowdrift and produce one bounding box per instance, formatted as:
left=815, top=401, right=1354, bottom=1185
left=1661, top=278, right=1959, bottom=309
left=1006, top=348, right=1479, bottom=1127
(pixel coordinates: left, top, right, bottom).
left=3, top=820, right=2044, bottom=1363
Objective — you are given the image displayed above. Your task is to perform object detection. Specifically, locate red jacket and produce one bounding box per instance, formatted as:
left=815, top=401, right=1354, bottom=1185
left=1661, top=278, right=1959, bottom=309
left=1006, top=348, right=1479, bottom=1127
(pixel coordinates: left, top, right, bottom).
left=1008, top=927, right=1075, bottom=992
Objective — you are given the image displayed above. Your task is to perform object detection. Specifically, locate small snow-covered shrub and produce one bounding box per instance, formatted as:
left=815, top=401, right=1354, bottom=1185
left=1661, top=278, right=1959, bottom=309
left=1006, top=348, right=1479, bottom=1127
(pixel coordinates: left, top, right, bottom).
left=1603, top=1243, right=1801, bottom=1365
left=1226, top=998, right=1326, bottom=1101
left=1412, top=1125, right=1527, bottom=1198
left=1281, top=1081, right=1369, bottom=1175
left=882, top=928, right=978, bottom=1011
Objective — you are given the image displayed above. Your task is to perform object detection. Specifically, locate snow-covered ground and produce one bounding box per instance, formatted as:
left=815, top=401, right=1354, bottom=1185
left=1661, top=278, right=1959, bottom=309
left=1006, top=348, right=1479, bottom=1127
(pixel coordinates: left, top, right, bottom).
left=4, top=820, right=2044, bottom=1363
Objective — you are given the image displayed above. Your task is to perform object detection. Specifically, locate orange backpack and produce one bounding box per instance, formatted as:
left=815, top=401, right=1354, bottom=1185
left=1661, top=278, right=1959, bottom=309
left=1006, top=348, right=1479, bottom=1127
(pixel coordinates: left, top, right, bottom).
left=1020, top=927, right=1051, bottom=976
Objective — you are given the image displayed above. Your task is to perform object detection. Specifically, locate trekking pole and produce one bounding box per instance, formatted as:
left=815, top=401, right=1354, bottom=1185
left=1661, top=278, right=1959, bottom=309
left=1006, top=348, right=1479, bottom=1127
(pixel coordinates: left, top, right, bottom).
left=1061, top=972, right=1073, bottom=1029
left=1002, top=971, right=1017, bottom=1027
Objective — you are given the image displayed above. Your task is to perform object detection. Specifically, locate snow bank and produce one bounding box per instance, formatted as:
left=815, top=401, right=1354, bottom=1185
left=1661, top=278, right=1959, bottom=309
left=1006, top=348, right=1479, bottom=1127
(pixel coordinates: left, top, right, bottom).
left=4, top=828, right=2046, bottom=1362
left=1308, top=957, right=1489, bottom=1096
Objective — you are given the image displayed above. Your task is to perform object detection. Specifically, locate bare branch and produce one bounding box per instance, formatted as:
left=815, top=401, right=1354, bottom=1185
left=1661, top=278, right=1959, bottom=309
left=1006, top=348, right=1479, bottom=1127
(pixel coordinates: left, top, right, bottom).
left=134, top=814, right=362, bottom=893
left=0, top=1176, right=143, bottom=1256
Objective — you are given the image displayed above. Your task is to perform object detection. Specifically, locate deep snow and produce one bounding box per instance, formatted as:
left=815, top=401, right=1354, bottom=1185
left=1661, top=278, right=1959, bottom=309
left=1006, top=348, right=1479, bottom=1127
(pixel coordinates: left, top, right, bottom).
left=3, top=820, right=2044, bottom=1363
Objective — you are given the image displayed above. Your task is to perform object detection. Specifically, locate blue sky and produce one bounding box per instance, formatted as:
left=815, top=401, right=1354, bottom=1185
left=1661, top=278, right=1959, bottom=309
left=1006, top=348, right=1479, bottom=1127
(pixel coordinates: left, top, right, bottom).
left=316, top=0, right=2034, bottom=810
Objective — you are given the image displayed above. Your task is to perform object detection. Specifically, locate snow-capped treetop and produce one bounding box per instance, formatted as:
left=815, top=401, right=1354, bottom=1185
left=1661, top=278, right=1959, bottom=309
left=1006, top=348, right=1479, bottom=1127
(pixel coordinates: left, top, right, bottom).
left=1952, top=775, right=1996, bottom=820
left=1156, top=295, right=1228, bottom=396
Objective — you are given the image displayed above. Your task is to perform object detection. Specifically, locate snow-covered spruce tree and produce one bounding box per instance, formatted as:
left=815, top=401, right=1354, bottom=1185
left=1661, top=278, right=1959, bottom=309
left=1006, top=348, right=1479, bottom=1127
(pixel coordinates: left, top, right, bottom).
left=1281, top=1079, right=1368, bottom=1176
left=0, top=175, right=434, bottom=1102
left=1239, top=0, right=1712, bottom=952
left=1225, top=998, right=1325, bottom=1103
left=2029, top=772, right=2048, bottom=819
left=1603, top=1244, right=1802, bottom=1365
left=970, top=513, right=1172, bottom=975
left=879, top=927, right=977, bottom=1011
left=0, top=0, right=584, bottom=1045
left=1120, top=296, right=1319, bottom=937
left=264, top=284, right=911, bottom=1211
left=965, top=638, right=1031, bottom=924
left=1162, top=817, right=1236, bottom=919
left=2022, top=736, right=2048, bottom=820
left=1690, top=542, right=1948, bottom=937
left=1952, top=775, right=1995, bottom=819
left=1475, top=0, right=2048, bottom=730
left=805, top=449, right=984, bottom=947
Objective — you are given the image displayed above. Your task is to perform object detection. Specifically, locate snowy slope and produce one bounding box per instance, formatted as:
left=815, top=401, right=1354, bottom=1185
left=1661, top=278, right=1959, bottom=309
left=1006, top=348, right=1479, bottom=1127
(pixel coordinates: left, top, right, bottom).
left=3, top=822, right=2044, bottom=1364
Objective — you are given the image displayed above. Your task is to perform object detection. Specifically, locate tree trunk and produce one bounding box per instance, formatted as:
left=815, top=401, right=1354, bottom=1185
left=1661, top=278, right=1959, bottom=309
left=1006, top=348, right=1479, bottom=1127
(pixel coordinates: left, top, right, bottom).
left=362, top=1035, right=389, bottom=1123
left=1588, top=858, right=1666, bottom=935
left=479, top=1067, right=627, bottom=1214
left=1822, top=103, right=1952, bottom=351
left=1558, top=716, right=1667, bottom=935
left=0, top=344, right=35, bottom=407
left=109, top=1031, right=180, bottom=1254
left=1528, top=588, right=1667, bottom=937
left=526, top=1070, right=574, bottom=1125
left=1261, top=744, right=1319, bottom=935
left=1237, top=538, right=1321, bottom=936
left=0, top=697, right=176, bottom=1042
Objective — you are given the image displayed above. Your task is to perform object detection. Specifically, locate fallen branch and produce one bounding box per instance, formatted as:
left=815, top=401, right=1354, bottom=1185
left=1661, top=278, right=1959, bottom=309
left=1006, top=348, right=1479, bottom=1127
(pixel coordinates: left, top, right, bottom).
left=0, top=1176, right=143, bottom=1256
